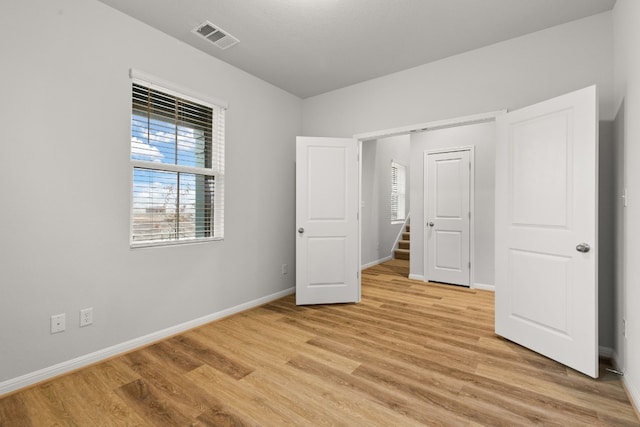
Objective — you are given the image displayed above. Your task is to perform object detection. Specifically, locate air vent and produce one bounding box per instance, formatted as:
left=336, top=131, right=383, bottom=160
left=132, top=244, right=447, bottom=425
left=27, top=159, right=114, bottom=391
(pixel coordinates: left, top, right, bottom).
left=192, top=21, right=239, bottom=50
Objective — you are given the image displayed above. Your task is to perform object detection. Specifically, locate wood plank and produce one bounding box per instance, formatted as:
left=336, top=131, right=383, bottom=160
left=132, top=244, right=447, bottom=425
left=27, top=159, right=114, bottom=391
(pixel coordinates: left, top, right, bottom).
left=0, top=394, right=32, bottom=427
left=187, top=364, right=311, bottom=426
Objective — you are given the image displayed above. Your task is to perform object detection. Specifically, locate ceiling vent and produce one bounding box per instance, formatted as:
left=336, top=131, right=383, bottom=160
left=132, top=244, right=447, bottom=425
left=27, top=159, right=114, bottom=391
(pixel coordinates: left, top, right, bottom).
left=192, top=21, right=239, bottom=50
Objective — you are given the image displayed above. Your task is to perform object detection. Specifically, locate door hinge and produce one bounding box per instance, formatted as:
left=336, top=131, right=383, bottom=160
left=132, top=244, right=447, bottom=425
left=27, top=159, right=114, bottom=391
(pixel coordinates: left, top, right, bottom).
left=468, top=261, right=471, bottom=269
left=468, top=212, right=471, bottom=219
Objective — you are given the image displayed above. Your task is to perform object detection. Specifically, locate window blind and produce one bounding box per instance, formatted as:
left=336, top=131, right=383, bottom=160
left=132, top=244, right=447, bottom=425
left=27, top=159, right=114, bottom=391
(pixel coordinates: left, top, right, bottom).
left=390, top=161, right=406, bottom=222
left=130, top=80, right=225, bottom=246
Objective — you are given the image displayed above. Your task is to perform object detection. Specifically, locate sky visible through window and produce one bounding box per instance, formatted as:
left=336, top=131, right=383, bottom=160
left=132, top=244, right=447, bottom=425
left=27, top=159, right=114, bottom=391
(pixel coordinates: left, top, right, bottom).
left=131, top=112, right=213, bottom=242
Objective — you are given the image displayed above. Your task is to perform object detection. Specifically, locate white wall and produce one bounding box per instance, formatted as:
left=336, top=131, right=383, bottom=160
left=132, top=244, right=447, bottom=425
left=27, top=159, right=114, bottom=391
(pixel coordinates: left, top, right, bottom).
left=302, top=12, right=614, bottom=138
left=0, top=0, right=302, bottom=387
left=599, top=122, right=615, bottom=351
left=361, top=141, right=380, bottom=265
left=613, top=105, right=626, bottom=372
left=613, top=0, right=640, bottom=410
left=409, top=122, right=495, bottom=288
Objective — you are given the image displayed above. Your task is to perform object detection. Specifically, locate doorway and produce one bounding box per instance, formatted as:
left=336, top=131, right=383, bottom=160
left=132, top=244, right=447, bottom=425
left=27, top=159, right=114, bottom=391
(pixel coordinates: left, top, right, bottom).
left=360, top=135, right=411, bottom=271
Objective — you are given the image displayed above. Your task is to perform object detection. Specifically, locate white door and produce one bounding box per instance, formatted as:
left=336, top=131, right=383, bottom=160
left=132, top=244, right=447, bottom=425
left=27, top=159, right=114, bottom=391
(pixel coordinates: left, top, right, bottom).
left=425, top=150, right=471, bottom=286
left=296, top=136, right=360, bottom=305
left=495, top=86, right=598, bottom=378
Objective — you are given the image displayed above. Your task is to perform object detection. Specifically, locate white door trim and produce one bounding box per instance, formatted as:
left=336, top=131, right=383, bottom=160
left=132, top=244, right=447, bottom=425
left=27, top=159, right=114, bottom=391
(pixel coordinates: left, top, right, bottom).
left=354, top=110, right=506, bottom=141
left=423, top=147, right=475, bottom=287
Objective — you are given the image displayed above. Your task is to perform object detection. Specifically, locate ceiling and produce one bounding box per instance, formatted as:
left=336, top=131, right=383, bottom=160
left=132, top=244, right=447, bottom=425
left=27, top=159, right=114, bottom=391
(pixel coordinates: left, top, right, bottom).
left=98, top=0, right=616, bottom=99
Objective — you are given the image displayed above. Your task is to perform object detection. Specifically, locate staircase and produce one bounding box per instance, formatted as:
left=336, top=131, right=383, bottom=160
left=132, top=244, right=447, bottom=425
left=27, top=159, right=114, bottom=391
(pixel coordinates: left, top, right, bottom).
left=394, top=224, right=410, bottom=260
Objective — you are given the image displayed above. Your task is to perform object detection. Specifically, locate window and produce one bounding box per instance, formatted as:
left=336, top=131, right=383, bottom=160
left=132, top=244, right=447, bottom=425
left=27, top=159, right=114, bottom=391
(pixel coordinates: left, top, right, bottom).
left=390, top=161, right=406, bottom=222
left=130, top=72, right=225, bottom=247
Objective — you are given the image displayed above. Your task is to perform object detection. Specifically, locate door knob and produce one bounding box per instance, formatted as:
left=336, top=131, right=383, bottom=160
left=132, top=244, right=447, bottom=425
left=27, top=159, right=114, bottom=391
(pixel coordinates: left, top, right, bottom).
left=298, top=227, right=304, bottom=234
left=576, top=243, right=590, bottom=253
left=428, top=222, right=434, bottom=227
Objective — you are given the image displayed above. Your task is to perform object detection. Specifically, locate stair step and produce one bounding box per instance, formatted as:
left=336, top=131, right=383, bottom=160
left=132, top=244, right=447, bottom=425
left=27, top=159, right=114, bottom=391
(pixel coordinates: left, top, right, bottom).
left=405, top=224, right=410, bottom=232
left=402, top=232, right=410, bottom=240
left=398, top=240, right=410, bottom=250
left=394, top=248, right=410, bottom=260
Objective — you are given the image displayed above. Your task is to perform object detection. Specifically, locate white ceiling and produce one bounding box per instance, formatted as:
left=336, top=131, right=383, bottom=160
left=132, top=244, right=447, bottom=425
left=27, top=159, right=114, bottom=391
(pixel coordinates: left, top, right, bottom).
left=98, top=0, right=615, bottom=98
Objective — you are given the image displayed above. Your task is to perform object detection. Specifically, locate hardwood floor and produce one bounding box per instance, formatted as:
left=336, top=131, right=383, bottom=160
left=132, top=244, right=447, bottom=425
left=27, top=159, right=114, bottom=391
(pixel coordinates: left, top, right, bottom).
left=1, top=259, right=638, bottom=426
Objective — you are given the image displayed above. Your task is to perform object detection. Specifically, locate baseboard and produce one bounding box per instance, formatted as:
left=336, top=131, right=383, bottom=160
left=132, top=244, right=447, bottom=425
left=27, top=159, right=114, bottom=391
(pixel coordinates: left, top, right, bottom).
left=607, top=349, right=639, bottom=419
left=473, top=282, right=495, bottom=291
left=599, top=346, right=614, bottom=358
left=361, top=256, right=392, bottom=269
left=408, top=274, right=424, bottom=281
left=0, top=287, right=295, bottom=397
left=623, top=374, right=640, bottom=421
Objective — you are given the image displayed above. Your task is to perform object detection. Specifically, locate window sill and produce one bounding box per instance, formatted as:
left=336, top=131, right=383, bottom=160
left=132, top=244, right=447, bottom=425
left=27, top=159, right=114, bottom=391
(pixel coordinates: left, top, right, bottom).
left=130, top=236, right=223, bottom=249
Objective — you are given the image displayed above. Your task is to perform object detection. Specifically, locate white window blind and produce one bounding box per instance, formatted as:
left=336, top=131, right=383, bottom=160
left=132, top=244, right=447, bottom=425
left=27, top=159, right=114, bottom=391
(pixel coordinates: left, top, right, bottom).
left=390, top=161, right=406, bottom=222
left=130, top=78, right=225, bottom=246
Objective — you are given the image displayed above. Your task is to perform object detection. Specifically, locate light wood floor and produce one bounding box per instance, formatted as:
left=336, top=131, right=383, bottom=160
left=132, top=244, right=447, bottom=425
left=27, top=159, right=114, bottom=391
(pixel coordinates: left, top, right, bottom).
left=1, top=259, right=638, bottom=426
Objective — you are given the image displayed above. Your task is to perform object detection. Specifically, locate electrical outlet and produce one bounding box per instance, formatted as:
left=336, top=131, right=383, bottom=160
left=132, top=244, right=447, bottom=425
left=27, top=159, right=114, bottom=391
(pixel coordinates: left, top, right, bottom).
left=281, top=264, right=288, bottom=275
left=80, top=308, right=93, bottom=327
left=51, top=313, right=66, bottom=334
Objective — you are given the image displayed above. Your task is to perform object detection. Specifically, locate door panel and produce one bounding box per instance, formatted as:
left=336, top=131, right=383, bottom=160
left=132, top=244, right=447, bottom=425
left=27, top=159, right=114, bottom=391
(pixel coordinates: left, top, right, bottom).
left=435, top=231, right=463, bottom=270
left=495, top=85, right=598, bottom=378
left=511, top=112, right=570, bottom=227
left=307, top=237, right=346, bottom=286
left=308, top=146, right=347, bottom=220
left=296, top=137, right=360, bottom=305
left=510, top=250, right=571, bottom=334
left=425, top=150, right=471, bottom=286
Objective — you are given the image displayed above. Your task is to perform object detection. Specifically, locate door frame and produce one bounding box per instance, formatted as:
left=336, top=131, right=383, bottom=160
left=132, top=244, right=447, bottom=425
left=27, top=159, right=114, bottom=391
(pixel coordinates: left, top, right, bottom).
left=423, top=146, right=475, bottom=287
left=353, top=110, right=503, bottom=279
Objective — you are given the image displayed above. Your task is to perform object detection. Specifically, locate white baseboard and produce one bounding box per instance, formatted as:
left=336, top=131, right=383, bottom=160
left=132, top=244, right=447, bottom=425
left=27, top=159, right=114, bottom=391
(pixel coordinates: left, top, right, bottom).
left=0, top=287, right=295, bottom=397
left=408, top=274, right=424, bottom=281
left=599, top=346, right=614, bottom=358
left=623, top=375, right=640, bottom=420
left=473, top=282, right=495, bottom=291
left=361, top=256, right=392, bottom=269
left=607, top=349, right=639, bottom=417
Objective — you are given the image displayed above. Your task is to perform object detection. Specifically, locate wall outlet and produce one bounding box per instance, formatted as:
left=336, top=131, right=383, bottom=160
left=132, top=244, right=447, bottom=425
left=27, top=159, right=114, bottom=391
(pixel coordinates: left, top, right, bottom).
left=80, top=308, right=93, bottom=327
left=281, top=264, right=288, bottom=275
left=51, top=313, right=66, bottom=334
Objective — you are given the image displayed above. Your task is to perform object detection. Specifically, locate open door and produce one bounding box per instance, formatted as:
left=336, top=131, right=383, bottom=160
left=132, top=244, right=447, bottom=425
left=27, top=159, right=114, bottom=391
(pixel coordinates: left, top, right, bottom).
left=495, top=86, right=598, bottom=378
left=296, top=136, right=360, bottom=305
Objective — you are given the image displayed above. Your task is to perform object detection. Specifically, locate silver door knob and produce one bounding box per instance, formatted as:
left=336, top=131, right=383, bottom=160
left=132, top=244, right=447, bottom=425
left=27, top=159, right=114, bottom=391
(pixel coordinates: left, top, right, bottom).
left=298, top=227, right=304, bottom=234
left=576, top=243, right=590, bottom=253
